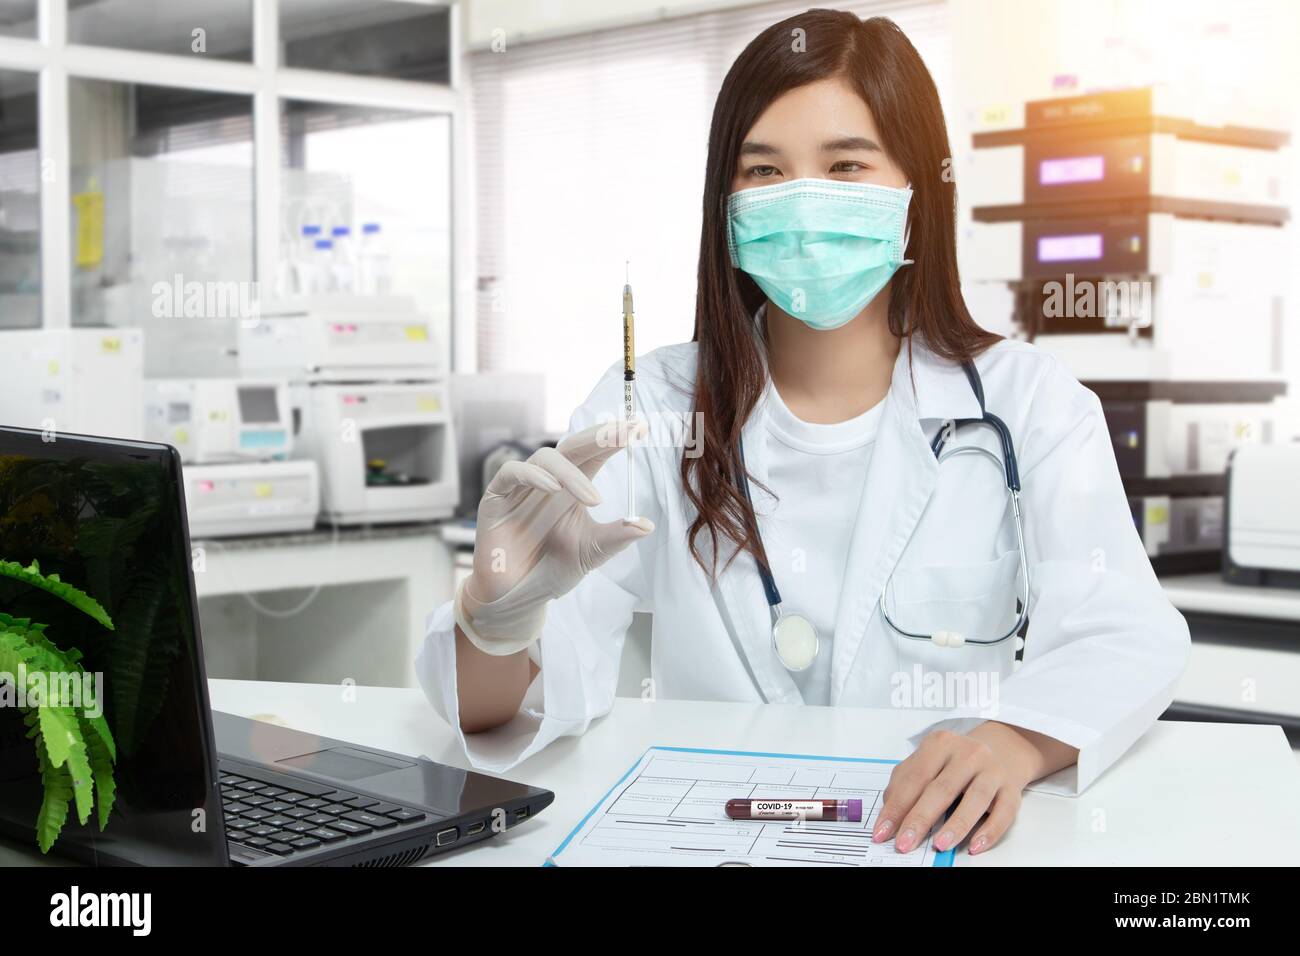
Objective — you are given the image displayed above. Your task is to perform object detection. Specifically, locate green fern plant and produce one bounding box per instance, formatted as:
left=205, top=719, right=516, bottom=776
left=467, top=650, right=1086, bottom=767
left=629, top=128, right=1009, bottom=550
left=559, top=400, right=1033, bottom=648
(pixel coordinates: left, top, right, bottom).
left=0, top=558, right=116, bottom=852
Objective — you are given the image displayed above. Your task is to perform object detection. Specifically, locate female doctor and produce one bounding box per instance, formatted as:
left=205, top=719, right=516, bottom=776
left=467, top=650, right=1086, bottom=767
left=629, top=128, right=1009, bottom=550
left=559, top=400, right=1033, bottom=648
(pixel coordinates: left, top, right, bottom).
left=417, top=10, right=1190, bottom=857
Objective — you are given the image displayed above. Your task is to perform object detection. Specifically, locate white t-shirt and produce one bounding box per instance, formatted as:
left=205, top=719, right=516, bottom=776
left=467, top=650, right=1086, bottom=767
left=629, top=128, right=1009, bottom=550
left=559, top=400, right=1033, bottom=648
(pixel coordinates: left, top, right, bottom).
left=760, top=383, right=884, bottom=705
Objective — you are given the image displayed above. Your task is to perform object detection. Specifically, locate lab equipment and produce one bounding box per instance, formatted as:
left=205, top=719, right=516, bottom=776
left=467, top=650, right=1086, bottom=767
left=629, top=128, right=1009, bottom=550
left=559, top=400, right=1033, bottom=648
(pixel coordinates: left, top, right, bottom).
left=74, top=157, right=253, bottom=379
left=968, top=214, right=1287, bottom=382
left=290, top=381, right=458, bottom=525
left=311, top=238, right=335, bottom=293
left=1085, top=379, right=1291, bottom=573
left=968, top=86, right=1288, bottom=219
left=741, top=360, right=1028, bottom=668
left=241, top=295, right=457, bottom=526
left=0, top=327, right=144, bottom=439
left=967, top=86, right=1291, bottom=385
left=967, top=86, right=1292, bottom=580
left=356, top=223, right=391, bottom=294
left=330, top=225, right=355, bottom=292
left=144, top=378, right=293, bottom=463
left=724, top=797, right=863, bottom=822
left=623, top=265, right=637, bottom=520
left=1131, top=494, right=1223, bottom=573
left=1223, top=444, right=1300, bottom=589
left=728, top=177, right=912, bottom=330
left=183, top=459, right=321, bottom=539
left=144, top=377, right=321, bottom=538
left=283, top=224, right=323, bottom=296
left=546, top=747, right=949, bottom=867
left=239, top=294, right=445, bottom=381
left=1098, top=394, right=1282, bottom=480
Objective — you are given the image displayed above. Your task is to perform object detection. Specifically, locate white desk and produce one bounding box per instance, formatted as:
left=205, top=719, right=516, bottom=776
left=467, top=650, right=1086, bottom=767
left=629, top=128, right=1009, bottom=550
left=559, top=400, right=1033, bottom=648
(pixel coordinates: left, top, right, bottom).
left=192, top=526, right=452, bottom=688
left=1162, top=574, right=1300, bottom=721
left=210, top=679, right=1300, bottom=867
left=1163, top=573, right=1300, bottom=622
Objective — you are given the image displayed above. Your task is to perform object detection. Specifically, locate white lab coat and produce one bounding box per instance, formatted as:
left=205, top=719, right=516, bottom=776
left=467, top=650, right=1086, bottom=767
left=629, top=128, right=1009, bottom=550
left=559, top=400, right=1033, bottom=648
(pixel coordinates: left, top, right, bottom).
left=416, top=336, right=1190, bottom=794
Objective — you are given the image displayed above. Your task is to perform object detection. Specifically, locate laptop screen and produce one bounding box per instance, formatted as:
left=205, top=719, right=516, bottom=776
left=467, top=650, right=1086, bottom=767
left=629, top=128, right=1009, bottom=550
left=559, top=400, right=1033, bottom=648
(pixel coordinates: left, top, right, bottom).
left=0, top=429, right=225, bottom=865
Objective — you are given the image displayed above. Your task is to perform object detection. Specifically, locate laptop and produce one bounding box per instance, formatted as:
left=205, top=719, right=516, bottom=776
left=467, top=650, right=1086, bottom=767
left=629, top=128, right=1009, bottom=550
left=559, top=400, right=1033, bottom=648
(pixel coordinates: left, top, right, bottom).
left=0, top=426, right=552, bottom=866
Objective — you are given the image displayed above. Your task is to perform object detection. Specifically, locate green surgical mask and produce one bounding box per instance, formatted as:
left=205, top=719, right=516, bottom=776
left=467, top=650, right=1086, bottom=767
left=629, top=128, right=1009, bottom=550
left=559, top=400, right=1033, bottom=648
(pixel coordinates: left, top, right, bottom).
left=727, top=177, right=913, bottom=331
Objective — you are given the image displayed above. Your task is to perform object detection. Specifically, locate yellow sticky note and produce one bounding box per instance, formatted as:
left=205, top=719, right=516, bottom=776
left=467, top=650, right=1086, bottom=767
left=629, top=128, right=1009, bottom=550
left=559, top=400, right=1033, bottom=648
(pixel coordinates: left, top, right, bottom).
left=100, top=336, right=121, bottom=353
left=72, top=191, right=105, bottom=269
left=979, top=104, right=1012, bottom=127
left=253, top=483, right=273, bottom=498
left=405, top=325, right=429, bottom=342
left=417, top=396, right=441, bottom=413
left=1147, top=504, right=1170, bottom=525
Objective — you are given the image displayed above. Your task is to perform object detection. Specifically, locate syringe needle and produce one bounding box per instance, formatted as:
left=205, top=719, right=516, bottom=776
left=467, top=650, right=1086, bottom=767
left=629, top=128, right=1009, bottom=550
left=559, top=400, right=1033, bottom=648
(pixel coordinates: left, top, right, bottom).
left=622, top=266, right=637, bottom=522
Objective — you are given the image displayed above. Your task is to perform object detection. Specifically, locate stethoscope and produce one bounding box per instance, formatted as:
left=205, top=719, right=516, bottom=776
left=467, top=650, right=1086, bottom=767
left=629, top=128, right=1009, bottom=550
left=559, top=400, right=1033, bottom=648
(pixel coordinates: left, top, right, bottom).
left=738, top=361, right=1031, bottom=672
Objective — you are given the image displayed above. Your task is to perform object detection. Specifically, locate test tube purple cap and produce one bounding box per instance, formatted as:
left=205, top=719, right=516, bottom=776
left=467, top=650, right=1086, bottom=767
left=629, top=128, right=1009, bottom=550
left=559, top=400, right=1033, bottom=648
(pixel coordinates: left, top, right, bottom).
left=845, top=799, right=863, bottom=822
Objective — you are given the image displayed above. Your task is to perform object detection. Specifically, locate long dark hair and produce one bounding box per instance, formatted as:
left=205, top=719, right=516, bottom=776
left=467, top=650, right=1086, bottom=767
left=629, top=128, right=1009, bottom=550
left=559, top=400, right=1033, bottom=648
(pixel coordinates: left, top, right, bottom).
left=682, top=9, right=1000, bottom=578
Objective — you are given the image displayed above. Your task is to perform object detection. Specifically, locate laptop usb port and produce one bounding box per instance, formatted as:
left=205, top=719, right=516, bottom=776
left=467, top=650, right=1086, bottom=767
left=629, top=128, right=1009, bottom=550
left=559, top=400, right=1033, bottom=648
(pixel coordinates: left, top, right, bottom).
left=436, top=827, right=458, bottom=847
left=467, top=821, right=485, bottom=836
left=513, top=806, right=529, bottom=821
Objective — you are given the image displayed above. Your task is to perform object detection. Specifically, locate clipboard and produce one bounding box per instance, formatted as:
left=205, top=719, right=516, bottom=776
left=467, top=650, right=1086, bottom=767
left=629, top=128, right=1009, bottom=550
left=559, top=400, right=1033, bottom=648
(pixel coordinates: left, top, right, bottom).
left=545, top=745, right=956, bottom=867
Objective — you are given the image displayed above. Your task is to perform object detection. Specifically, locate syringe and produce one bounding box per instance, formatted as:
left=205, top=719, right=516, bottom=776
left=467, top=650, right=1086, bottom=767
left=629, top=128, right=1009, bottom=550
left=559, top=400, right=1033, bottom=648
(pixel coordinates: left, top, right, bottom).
left=622, top=264, right=637, bottom=521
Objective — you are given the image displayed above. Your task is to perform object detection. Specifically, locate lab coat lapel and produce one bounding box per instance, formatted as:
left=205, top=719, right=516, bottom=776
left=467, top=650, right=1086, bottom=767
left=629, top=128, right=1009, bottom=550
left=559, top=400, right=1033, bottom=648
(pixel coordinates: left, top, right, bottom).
left=829, top=346, right=942, bottom=703
left=714, top=394, right=804, bottom=704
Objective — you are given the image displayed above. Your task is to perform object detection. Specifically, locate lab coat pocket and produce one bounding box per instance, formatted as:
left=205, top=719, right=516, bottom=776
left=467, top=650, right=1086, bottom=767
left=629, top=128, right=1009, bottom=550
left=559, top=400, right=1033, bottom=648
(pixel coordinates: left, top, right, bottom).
left=884, top=550, right=1021, bottom=647
left=881, top=551, right=1021, bottom=717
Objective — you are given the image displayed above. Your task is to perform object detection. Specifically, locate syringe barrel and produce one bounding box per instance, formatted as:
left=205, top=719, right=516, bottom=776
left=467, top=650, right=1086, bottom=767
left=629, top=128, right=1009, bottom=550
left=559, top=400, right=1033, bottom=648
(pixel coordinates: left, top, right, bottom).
left=622, top=287, right=635, bottom=378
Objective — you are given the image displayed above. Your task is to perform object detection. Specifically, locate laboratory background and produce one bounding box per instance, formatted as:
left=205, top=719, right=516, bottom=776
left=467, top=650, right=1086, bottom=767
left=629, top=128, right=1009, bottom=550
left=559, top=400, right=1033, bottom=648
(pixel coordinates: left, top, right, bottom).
left=0, top=0, right=1298, bottom=783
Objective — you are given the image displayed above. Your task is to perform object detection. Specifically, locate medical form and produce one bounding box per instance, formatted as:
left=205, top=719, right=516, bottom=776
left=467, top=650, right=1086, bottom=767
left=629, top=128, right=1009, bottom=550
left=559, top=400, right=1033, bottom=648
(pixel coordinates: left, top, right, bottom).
left=546, top=747, right=954, bottom=867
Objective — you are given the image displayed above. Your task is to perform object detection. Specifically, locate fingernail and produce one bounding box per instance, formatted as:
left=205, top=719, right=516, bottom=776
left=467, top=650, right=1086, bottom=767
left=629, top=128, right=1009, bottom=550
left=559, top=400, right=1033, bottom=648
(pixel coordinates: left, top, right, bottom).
left=895, top=828, right=916, bottom=853
left=872, top=818, right=893, bottom=841
left=933, top=830, right=954, bottom=852
left=969, top=834, right=988, bottom=855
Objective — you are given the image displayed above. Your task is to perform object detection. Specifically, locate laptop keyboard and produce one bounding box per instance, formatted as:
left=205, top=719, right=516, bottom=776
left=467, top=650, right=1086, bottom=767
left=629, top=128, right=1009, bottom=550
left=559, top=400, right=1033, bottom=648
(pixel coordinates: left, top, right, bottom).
left=220, top=764, right=428, bottom=865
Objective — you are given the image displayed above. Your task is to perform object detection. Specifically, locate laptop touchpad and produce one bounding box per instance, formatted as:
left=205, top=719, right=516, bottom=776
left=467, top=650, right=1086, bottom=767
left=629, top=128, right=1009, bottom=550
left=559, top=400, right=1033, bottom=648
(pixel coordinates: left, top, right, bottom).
left=275, top=747, right=417, bottom=781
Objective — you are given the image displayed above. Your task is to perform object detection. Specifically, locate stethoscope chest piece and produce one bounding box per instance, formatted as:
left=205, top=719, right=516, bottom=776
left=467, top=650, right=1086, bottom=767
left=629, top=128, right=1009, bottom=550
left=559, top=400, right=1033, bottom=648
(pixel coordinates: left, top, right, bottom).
left=772, top=611, right=819, bottom=672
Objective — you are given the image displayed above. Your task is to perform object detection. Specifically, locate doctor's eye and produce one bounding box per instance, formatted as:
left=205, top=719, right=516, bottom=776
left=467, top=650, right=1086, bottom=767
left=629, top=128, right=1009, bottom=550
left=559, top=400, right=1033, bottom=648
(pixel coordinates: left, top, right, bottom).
left=829, top=160, right=870, bottom=176
left=744, top=164, right=782, bottom=180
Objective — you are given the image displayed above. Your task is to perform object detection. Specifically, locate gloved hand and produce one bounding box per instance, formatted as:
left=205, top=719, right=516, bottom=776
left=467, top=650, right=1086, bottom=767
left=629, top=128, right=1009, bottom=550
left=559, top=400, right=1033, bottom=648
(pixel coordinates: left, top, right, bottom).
left=454, top=419, right=654, bottom=656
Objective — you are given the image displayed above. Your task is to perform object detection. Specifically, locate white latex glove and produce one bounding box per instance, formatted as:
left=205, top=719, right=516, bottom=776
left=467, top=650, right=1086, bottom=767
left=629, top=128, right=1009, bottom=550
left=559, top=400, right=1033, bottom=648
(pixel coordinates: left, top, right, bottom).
left=454, top=420, right=654, bottom=656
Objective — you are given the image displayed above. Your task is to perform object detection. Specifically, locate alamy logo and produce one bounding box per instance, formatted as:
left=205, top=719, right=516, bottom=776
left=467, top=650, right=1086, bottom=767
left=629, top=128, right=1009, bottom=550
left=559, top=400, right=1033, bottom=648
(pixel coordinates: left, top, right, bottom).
left=0, top=665, right=104, bottom=718
left=49, top=886, right=151, bottom=936
left=151, top=273, right=260, bottom=324
left=1041, top=273, right=1151, bottom=325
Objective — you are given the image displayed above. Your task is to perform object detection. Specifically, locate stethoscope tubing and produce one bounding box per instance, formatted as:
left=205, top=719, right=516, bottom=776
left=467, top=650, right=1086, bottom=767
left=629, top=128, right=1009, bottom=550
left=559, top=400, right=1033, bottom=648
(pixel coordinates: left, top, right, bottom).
left=737, top=361, right=1028, bottom=665
left=879, top=442, right=1031, bottom=646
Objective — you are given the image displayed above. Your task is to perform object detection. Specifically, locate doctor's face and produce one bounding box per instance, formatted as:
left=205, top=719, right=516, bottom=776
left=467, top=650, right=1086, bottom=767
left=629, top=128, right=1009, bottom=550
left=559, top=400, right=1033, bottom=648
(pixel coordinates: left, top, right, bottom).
left=730, top=77, right=908, bottom=194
